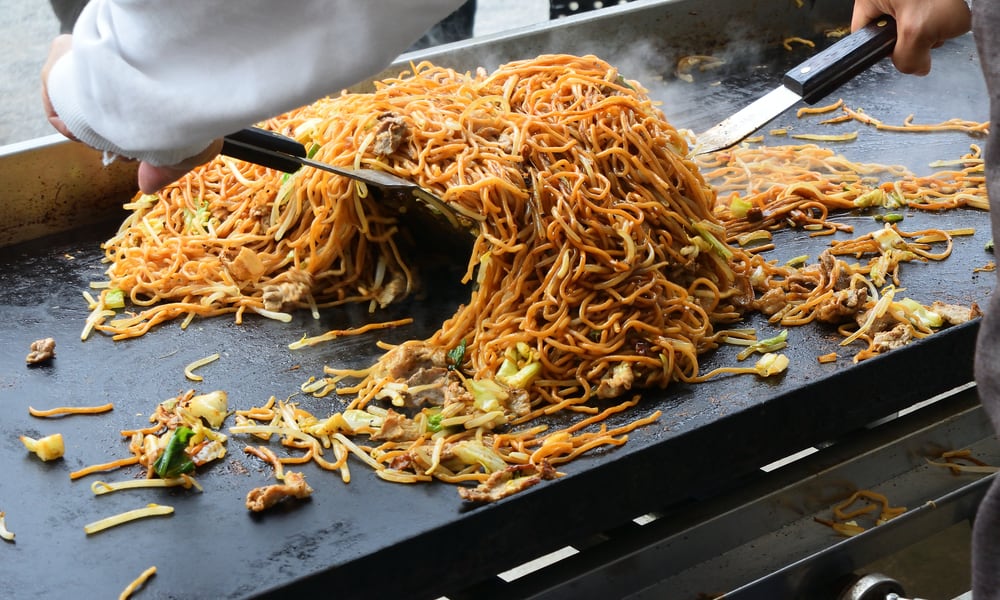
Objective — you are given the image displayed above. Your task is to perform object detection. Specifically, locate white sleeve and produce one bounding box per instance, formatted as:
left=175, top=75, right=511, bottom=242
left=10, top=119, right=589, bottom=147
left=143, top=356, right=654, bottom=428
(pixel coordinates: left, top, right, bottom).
left=45, top=0, right=467, bottom=166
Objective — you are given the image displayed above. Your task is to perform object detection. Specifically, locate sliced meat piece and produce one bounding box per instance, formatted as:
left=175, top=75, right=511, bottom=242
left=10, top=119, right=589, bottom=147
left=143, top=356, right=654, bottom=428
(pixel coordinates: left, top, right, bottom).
left=380, top=343, right=448, bottom=380
left=785, top=250, right=853, bottom=295
left=457, top=461, right=559, bottom=503
left=755, top=287, right=788, bottom=316
left=443, top=378, right=475, bottom=407
left=370, top=409, right=423, bottom=442
left=372, top=113, right=409, bottom=156
left=26, top=337, right=56, bottom=364
left=930, top=301, right=983, bottom=325
left=405, top=367, right=448, bottom=388
left=596, top=362, right=634, bottom=399
left=871, top=323, right=913, bottom=353
left=262, top=269, right=314, bottom=311
left=820, top=249, right=854, bottom=291
left=815, top=286, right=868, bottom=324
left=228, top=247, right=267, bottom=281
left=402, top=366, right=450, bottom=407
left=855, top=307, right=897, bottom=335
left=373, top=269, right=409, bottom=308
left=785, top=265, right=822, bottom=294
left=245, top=471, right=314, bottom=512
left=506, top=388, right=532, bottom=417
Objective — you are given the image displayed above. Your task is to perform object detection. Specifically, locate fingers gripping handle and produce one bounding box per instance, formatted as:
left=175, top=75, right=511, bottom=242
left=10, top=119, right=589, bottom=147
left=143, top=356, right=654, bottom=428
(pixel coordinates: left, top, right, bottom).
left=783, top=16, right=897, bottom=104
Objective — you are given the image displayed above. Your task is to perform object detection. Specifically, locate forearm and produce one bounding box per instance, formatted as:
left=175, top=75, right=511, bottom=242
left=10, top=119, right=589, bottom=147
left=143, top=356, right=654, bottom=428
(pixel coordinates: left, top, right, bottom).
left=46, top=0, right=466, bottom=166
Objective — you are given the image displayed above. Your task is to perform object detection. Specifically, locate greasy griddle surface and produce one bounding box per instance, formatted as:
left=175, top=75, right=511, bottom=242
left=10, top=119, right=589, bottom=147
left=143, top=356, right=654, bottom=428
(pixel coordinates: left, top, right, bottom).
left=0, top=12, right=991, bottom=600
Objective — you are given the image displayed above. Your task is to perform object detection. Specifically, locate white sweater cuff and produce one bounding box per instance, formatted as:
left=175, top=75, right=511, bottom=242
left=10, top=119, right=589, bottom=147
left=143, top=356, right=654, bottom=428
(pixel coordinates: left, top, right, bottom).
left=47, top=53, right=210, bottom=166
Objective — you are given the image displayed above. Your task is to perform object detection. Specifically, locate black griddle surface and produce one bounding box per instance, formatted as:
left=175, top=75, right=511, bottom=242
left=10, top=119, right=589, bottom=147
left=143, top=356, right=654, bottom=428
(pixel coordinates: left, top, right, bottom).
left=0, top=11, right=991, bottom=600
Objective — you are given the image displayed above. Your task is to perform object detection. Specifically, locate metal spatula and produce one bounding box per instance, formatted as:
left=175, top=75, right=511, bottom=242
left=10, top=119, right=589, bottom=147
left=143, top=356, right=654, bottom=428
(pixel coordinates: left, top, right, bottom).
left=692, top=15, right=897, bottom=156
left=221, top=126, right=466, bottom=232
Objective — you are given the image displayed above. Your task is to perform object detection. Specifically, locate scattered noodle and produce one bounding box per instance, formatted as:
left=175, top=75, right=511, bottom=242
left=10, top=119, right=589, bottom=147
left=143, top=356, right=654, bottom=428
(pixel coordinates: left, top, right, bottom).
left=790, top=132, right=858, bottom=142
left=91, top=476, right=200, bottom=495
left=815, top=489, right=906, bottom=536
left=701, top=143, right=987, bottom=238
left=119, top=566, right=157, bottom=600
left=84, top=504, right=174, bottom=535
left=288, top=318, right=414, bottom=349
left=797, top=98, right=843, bottom=118
left=29, top=403, right=114, bottom=417
left=926, top=449, right=998, bottom=474
left=70, top=456, right=141, bottom=480
left=184, top=352, right=220, bottom=381
left=839, top=106, right=990, bottom=135
left=783, top=36, right=815, bottom=51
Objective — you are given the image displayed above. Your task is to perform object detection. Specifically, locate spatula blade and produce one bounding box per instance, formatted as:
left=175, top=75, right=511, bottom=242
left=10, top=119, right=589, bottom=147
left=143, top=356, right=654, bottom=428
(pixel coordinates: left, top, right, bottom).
left=690, top=86, right=801, bottom=156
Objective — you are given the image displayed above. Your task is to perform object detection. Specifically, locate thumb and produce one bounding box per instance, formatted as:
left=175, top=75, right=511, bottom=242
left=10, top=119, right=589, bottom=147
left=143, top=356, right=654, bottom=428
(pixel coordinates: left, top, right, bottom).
left=137, top=139, right=223, bottom=194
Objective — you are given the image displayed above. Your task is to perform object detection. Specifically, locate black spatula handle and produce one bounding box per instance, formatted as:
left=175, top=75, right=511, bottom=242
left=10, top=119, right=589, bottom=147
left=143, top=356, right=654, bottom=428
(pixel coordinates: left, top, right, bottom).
left=783, top=15, right=897, bottom=104
left=220, top=127, right=306, bottom=173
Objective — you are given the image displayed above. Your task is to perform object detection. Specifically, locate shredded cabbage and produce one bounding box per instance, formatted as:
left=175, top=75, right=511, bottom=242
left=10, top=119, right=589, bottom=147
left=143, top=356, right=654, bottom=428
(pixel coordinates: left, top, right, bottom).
left=465, top=379, right=508, bottom=413
left=451, top=440, right=507, bottom=473
left=188, top=390, right=228, bottom=428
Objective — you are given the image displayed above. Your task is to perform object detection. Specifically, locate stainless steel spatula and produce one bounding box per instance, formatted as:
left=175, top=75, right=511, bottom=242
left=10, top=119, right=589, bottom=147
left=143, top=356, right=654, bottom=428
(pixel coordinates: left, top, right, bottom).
left=221, top=126, right=466, bottom=232
left=692, top=16, right=897, bottom=156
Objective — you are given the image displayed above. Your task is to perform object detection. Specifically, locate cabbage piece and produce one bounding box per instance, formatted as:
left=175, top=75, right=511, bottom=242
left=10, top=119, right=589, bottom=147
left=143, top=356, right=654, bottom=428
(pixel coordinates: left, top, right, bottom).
left=496, top=342, right=541, bottom=389
left=754, top=353, right=789, bottom=377
left=104, top=289, right=125, bottom=309
left=729, top=197, right=753, bottom=219
left=465, top=379, right=508, bottom=413
left=736, top=330, right=788, bottom=361
left=188, top=391, right=228, bottom=429
left=853, top=188, right=885, bottom=208
left=873, top=225, right=907, bottom=252
left=191, top=440, right=227, bottom=466
left=692, top=220, right=733, bottom=260
left=341, top=409, right=385, bottom=432
left=451, top=440, right=507, bottom=473
left=897, top=298, right=944, bottom=329
left=20, top=433, right=64, bottom=461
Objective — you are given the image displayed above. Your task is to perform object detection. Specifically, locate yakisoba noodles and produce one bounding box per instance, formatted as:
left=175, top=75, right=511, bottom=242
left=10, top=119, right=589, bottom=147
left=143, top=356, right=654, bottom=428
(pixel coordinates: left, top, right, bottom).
left=700, top=143, right=987, bottom=239
left=88, top=54, right=986, bottom=499
left=96, top=54, right=756, bottom=392
left=698, top=139, right=985, bottom=365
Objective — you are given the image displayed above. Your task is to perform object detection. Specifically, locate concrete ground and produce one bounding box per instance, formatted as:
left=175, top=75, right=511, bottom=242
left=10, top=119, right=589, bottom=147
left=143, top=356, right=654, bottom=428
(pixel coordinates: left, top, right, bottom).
left=1, top=1, right=64, bottom=145
left=0, top=0, right=550, bottom=146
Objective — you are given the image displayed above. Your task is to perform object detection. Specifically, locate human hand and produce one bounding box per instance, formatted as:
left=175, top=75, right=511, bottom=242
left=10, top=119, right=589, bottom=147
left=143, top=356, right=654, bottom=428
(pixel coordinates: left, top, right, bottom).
left=136, top=139, right=223, bottom=193
left=41, top=34, right=75, bottom=140
left=852, top=0, right=971, bottom=75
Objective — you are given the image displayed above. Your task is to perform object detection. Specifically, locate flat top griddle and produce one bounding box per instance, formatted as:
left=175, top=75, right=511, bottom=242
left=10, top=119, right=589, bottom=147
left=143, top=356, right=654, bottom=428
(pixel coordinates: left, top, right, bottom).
left=0, top=2, right=992, bottom=598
